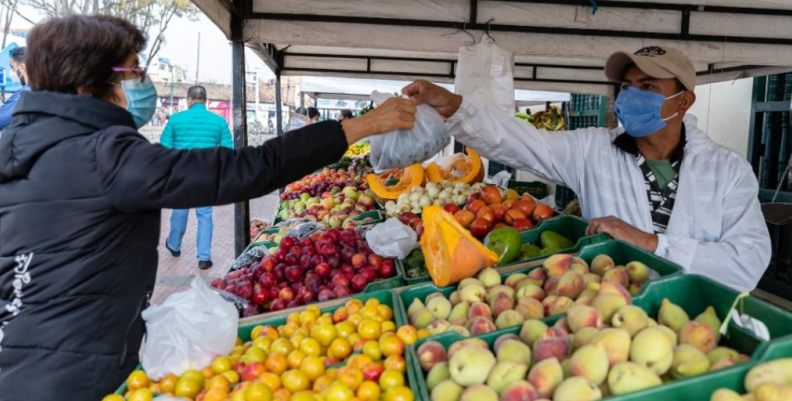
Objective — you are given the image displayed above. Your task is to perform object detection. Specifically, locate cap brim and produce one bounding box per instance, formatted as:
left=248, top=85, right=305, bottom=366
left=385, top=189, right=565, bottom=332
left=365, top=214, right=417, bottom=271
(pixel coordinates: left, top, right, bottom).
left=605, top=51, right=677, bottom=83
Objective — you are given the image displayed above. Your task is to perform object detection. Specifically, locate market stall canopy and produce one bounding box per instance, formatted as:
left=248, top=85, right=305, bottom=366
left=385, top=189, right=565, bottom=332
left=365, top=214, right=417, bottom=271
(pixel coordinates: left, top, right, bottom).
left=298, top=76, right=571, bottom=104
left=193, top=0, right=792, bottom=95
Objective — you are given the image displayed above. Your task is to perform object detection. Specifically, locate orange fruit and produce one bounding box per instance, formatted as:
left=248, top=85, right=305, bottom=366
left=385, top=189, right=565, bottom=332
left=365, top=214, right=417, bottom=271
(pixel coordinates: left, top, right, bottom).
left=283, top=322, right=301, bottom=338
left=101, top=395, right=125, bottom=401
left=148, top=383, right=161, bottom=393
left=254, top=336, right=274, bottom=351
left=307, top=305, right=321, bottom=314
left=128, top=388, right=153, bottom=401
left=236, top=337, right=244, bottom=346
left=287, top=313, right=301, bottom=324
left=174, top=378, right=202, bottom=399
left=208, top=375, right=232, bottom=392
left=299, top=337, right=322, bottom=357
left=395, top=326, right=418, bottom=345
left=258, top=372, right=282, bottom=391
left=287, top=350, right=308, bottom=370
left=272, top=338, right=296, bottom=355
left=232, top=388, right=249, bottom=401
left=383, top=355, right=406, bottom=373
left=381, top=321, right=397, bottom=333
left=212, top=356, right=234, bottom=374
left=311, top=323, right=338, bottom=347
left=222, top=370, right=241, bottom=385
left=159, top=373, right=179, bottom=393
left=300, top=356, right=326, bottom=381
left=365, top=299, right=380, bottom=308
left=291, top=334, right=307, bottom=349
left=356, top=381, right=381, bottom=401
left=266, top=352, right=289, bottom=374
left=202, top=366, right=216, bottom=379
left=325, top=382, right=355, bottom=401
left=362, top=341, right=382, bottom=360
left=347, top=314, right=363, bottom=328
left=127, top=370, right=150, bottom=391
left=384, top=386, right=414, bottom=401
left=378, top=370, right=404, bottom=391
left=379, top=334, right=404, bottom=357
left=312, top=374, right=335, bottom=392
left=248, top=382, right=274, bottom=401
left=328, top=338, right=353, bottom=360
left=292, top=390, right=317, bottom=401
left=347, top=354, right=373, bottom=370
left=274, top=388, right=293, bottom=401
left=336, top=366, right=364, bottom=390
left=281, top=369, right=311, bottom=393
left=417, top=329, right=431, bottom=340
left=316, top=314, right=334, bottom=326
left=357, top=320, right=381, bottom=341
left=376, top=305, right=393, bottom=321
left=360, top=306, right=379, bottom=320
left=299, top=310, right=319, bottom=325
left=251, top=325, right=266, bottom=340
left=205, top=388, right=230, bottom=401
left=335, top=322, right=356, bottom=339
left=333, top=307, right=349, bottom=323
left=181, top=369, right=205, bottom=387
left=244, top=346, right=269, bottom=364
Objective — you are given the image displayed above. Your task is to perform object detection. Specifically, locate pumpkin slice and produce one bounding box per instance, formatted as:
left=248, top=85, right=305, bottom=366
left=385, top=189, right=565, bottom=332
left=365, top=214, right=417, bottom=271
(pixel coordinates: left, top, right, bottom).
left=421, top=205, right=499, bottom=287
left=366, top=164, right=425, bottom=201
left=425, top=147, right=484, bottom=184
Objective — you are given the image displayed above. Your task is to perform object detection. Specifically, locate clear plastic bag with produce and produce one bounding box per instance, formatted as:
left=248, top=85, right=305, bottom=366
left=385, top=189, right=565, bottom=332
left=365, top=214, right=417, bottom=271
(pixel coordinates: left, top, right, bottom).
left=364, top=218, right=418, bottom=259
left=369, top=91, right=450, bottom=172
left=141, top=276, right=238, bottom=380
left=284, top=222, right=325, bottom=241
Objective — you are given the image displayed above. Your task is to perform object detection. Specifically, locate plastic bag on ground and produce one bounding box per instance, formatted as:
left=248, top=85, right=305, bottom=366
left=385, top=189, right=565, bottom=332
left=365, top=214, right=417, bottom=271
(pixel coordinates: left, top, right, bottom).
left=369, top=91, right=450, bottom=172
left=454, top=36, right=515, bottom=113
left=141, top=276, right=238, bottom=380
left=365, top=218, right=418, bottom=260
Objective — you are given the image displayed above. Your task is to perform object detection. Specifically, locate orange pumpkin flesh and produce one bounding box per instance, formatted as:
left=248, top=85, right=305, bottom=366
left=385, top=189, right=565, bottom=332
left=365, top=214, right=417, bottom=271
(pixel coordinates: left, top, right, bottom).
left=421, top=205, right=499, bottom=287
left=425, top=147, right=484, bottom=184
left=366, top=164, right=425, bottom=201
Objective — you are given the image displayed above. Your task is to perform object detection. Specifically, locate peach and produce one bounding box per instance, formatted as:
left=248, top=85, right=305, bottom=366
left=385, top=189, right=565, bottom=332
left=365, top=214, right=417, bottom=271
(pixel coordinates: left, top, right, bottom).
left=460, top=284, right=488, bottom=304
left=497, top=339, right=532, bottom=365
left=709, top=358, right=736, bottom=371
left=671, top=344, right=710, bottom=379
left=448, top=325, right=471, bottom=337
left=527, top=357, right=564, bottom=398
left=427, top=319, right=452, bottom=335
left=611, top=305, right=649, bottom=337
left=426, top=292, right=446, bottom=303
left=542, top=295, right=557, bottom=317
left=491, top=292, right=516, bottom=318
left=515, top=297, right=545, bottom=320
left=448, top=338, right=489, bottom=359
left=486, top=361, right=530, bottom=394
left=630, top=327, right=674, bottom=376
left=494, top=334, right=521, bottom=353
left=592, top=328, right=632, bottom=367
left=527, top=268, right=548, bottom=283
left=707, top=347, right=741, bottom=366
left=411, top=307, right=437, bottom=330
left=533, top=328, right=570, bottom=362
left=569, top=344, right=609, bottom=385
left=658, top=298, right=689, bottom=334
left=426, top=362, right=451, bottom=391
left=469, top=316, right=498, bottom=336
left=449, top=291, right=462, bottom=306
left=590, top=255, right=615, bottom=276
left=591, top=294, right=628, bottom=323
left=468, top=302, right=493, bottom=320
left=543, top=254, right=574, bottom=278
left=499, top=380, right=539, bottom=401
left=460, top=384, right=498, bottom=401
left=679, top=321, right=717, bottom=353
left=478, top=268, right=502, bottom=288
left=519, top=320, right=549, bottom=347
left=607, top=362, right=662, bottom=395
left=448, top=302, right=471, bottom=326
left=556, top=272, right=585, bottom=299
left=628, top=282, right=644, bottom=296
left=626, top=261, right=650, bottom=283
left=571, top=264, right=589, bottom=276
left=496, top=310, right=526, bottom=330
left=543, top=277, right=560, bottom=296
left=516, top=283, right=545, bottom=301
left=598, top=281, right=632, bottom=305
left=417, top=340, right=447, bottom=372
left=431, top=380, right=464, bottom=401
left=427, top=296, right=453, bottom=320
left=487, top=285, right=516, bottom=304
left=602, top=269, right=629, bottom=289
left=553, top=318, right=572, bottom=334
left=553, top=377, right=603, bottom=401
left=571, top=327, right=600, bottom=351
left=450, top=347, right=497, bottom=386
left=407, top=299, right=426, bottom=318
left=504, top=273, right=526, bottom=288
left=549, top=296, right=574, bottom=316
left=459, top=278, right=485, bottom=289
left=694, top=306, right=722, bottom=344
left=582, top=273, right=602, bottom=286
left=567, top=305, right=602, bottom=333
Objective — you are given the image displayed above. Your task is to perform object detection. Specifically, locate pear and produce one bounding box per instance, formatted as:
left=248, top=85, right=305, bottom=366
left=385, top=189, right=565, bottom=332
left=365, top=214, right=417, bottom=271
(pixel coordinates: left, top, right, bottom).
left=658, top=298, right=689, bottom=333
left=694, top=306, right=722, bottom=343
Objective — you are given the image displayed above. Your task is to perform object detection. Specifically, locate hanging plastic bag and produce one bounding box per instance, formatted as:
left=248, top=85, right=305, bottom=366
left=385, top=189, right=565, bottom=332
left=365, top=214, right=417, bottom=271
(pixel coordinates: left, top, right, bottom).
left=369, top=91, right=450, bottom=171
left=455, top=36, right=515, bottom=113
left=365, top=218, right=418, bottom=259
left=141, top=276, right=238, bottom=380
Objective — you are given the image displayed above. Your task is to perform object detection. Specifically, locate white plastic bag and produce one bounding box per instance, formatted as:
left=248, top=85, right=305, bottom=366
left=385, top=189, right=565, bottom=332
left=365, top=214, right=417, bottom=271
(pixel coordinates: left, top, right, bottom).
left=369, top=91, right=450, bottom=171
left=455, top=37, right=515, bottom=113
left=141, top=276, right=239, bottom=380
left=365, top=218, right=418, bottom=259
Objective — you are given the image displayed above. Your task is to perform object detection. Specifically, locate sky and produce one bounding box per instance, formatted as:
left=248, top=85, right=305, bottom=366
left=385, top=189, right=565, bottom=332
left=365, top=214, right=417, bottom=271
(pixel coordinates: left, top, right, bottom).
left=9, top=4, right=273, bottom=85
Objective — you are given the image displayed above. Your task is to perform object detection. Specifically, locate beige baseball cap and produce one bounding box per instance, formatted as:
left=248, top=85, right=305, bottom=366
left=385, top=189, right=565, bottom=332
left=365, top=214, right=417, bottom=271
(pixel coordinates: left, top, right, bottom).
left=605, top=46, right=696, bottom=91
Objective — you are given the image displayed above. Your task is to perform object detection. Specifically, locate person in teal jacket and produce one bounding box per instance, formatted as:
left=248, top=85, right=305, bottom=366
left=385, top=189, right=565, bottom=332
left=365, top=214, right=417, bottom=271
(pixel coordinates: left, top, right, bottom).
left=161, top=85, right=232, bottom=269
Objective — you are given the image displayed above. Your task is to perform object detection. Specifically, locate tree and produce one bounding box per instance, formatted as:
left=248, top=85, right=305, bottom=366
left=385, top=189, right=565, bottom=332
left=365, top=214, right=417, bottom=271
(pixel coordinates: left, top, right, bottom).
left=18, top=0, right=197, bottom=67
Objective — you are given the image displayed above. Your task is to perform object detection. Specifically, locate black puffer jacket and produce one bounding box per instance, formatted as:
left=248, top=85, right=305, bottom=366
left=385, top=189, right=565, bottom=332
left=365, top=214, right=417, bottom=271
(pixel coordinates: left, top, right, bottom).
left=0, top=91, right=347, bottom=401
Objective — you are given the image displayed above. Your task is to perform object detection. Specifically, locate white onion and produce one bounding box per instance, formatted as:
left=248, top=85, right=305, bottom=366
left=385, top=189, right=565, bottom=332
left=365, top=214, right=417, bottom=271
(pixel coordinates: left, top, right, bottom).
left=400, top=204, right=412, bottom=213
left=439, top=191, right=452, bottom=200
left=385, top=201, right=397, bottom=212
left=427, top=186, right=440, bottom=199
left=397, top=193, right=410, bottom=203
left=412, top=208, right=422, bottom=214
left=419, top=196, right=432, bottom=207
left=455, top=194, right=468, bottom=205
left=410, top=192, right=422, bottom=202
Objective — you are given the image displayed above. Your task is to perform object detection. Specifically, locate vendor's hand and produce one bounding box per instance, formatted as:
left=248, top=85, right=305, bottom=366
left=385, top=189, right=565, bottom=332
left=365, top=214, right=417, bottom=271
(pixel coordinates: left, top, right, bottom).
left=342, top=98, right=416, bottom=144
left=402, top=80, right=463, bottom=119
left=586, top=216, right=659, bottom=253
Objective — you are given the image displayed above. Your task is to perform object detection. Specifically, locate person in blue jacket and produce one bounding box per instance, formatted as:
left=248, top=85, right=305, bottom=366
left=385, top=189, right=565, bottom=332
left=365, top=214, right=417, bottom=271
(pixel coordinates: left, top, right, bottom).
left=160, top=85, right=233, bottom=269
left=0, top=47, right=30, bottom=130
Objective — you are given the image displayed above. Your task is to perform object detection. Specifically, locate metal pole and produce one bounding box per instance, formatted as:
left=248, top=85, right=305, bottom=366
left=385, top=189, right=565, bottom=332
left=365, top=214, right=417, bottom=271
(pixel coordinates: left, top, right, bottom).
left=195, top=32, right=201, bottom=84
left=276, top=70, right=283, bottom=137
left=232, top=8, right=250, bottom=255
left=255, top=71, right=260, bottom=123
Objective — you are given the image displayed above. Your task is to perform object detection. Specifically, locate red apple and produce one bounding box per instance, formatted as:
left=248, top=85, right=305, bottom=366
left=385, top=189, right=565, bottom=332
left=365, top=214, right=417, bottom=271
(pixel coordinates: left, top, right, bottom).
left=532, top=204, right=555, bottom=223
left=512, top=218, right=535, bottom=232
left=368, top=254, right=383, bottom=268
left=493, top=223, right=509, bottom=229
left=469, top=218, right=492, bottom=239
left=454, top=210, right=476, bottom=228
left=318, top=289, right=335, bottom=302
left=504, top=209, right=528, bottom=225
left=279, top=287, right=295, bottom=302
left=490, top=204, right=508, bottom=223
left=379, top=259, right=396, bottom=278
left=398, top=212, right=419, bottom=225
left=351, top=274, right=369, bottom=292
left=408, top=218, right=422, bottom=230
left=351, top=253, right=367, bottom=269
left=315, top=262, right=331, bottom=277
left=476, top=206, right=495, bottom=223
left=481, top=186, right=504, bottom=205
left=443, top=203, right=461, bottom=215
left=466, top=199, right=487, bottom=214
left=252, top=287, right=270, bottom=305
left=512, top=199, right=537, bottom=217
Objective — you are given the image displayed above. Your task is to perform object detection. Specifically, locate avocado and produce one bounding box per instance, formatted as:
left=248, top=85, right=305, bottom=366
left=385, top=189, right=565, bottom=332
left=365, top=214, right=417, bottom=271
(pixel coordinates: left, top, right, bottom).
left=540, top=230, right=574, bottom=250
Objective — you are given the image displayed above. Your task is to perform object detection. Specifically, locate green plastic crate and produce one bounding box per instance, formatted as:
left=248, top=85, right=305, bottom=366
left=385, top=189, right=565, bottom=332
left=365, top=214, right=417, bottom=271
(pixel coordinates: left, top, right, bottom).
left=407, top=275, right=792, bottom=401
left=116, top=290, right=408, bottom=395
left=507, top=180, right=548, bottom=200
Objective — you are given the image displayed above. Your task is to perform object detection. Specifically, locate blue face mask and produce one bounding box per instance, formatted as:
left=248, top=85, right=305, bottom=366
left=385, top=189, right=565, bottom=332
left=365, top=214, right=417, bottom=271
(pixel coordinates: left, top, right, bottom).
left=615, top=86, right=683, bottom=138
left=120, top=77, right=158, bottom=128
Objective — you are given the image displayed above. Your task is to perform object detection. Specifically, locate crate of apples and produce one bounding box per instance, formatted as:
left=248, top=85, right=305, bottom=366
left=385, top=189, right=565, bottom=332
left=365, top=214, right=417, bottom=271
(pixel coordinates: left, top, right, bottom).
left=107, top=297, right=419, bottom=401
left=447, top=186, right=554, bottom=239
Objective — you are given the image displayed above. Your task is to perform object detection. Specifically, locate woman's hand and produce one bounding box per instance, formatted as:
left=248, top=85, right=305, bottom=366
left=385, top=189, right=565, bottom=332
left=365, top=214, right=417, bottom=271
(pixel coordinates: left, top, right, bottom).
left=342, top=98, right=416, bottom=144
left=402, top=80, right=463, bottom=118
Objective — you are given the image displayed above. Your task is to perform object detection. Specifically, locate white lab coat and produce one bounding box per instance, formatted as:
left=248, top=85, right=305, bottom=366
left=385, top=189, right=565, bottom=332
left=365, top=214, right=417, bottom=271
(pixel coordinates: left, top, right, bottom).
left=448, top=98, right=771, bottom=292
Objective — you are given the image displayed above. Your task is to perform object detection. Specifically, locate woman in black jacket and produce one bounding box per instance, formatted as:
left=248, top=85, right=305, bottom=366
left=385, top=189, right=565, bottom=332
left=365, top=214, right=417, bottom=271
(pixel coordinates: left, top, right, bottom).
left=0, top=15, right=415, bottom=401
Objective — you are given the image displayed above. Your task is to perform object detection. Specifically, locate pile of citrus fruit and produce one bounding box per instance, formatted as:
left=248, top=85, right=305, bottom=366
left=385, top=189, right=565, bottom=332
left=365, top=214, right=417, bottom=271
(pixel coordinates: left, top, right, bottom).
left=103, top=298, right=422, bottom=401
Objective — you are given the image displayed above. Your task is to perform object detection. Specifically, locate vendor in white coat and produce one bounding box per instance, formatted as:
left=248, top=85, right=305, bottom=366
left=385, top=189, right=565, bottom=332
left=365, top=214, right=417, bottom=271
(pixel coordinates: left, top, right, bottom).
left=403, top=46, right=770, bottom=293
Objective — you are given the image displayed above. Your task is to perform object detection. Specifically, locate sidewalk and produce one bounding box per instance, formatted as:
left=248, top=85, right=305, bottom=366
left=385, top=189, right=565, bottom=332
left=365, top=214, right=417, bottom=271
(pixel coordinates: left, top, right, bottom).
left=151, top=193, right=280, bottom=305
